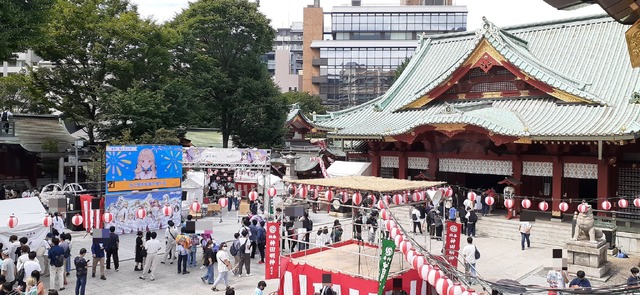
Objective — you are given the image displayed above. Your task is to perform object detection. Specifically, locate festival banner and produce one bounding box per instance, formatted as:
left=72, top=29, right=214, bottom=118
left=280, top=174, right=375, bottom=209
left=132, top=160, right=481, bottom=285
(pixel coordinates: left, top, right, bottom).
left=444, top=221, right=462, bottom=267
left=104, top=190, right=182, bottom=234
left=265, top=222, right=281, bottom=279
left=378, top=238, right=396, bottom=295
left=183, top=147, right=270, bottom=165
left=105, top=145, right=182, bottom=193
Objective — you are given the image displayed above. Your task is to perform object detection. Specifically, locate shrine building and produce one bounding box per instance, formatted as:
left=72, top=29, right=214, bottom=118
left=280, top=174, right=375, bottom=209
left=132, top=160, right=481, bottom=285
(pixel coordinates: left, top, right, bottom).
left=311, top=15, right=640, bottom=217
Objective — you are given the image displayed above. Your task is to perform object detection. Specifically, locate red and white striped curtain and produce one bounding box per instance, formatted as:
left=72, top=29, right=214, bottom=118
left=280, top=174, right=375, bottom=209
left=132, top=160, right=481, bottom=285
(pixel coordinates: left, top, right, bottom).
left=80, top=194, right=103, bottom=231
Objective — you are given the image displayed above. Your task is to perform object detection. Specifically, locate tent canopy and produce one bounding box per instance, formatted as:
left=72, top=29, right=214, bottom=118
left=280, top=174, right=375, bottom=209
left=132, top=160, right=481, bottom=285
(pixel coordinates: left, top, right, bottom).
left=326, top=161, right=371, bottom=177
left=287, top=176, right=444, bottom=193
left=182, top=171, right=207, bottom=189
left=0, top=198, right=48, bottom=251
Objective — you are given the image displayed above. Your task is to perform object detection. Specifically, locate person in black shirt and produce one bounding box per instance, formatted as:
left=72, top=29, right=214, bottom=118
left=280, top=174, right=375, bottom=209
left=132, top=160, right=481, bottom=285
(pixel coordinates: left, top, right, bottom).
left=74, top=248, right=88, bottom=295
left=353, top=213, right=363, bottom=242
left=105, top=226, right=119, bottom=271
left=134, top=231, right=144, bottom=271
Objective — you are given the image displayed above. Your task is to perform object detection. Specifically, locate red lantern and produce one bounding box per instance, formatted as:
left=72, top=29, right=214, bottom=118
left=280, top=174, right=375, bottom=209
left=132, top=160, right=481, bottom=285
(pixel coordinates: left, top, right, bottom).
left=504, top=199, right=514, bottom=209
left=412, top=192, right=422, bottom=202
left=218, top=197, right=228, bottom=208
left=325, top=189, right=334, bottom=201
left=227, top=176, right=232, bottom=182
left=393, top=193, right=403, bottom=205
left=7, top=214, right=18, bottom=228
left=298, top=186, right=307, bottom=199
left=248, top=191, right=259, bottom=202
left=577, top=202, right=589, bottom=213
left=412, top=254, right=425, bottom=270
left=136, top=208, right=146, bottom=219
left=162, top=205, right=173, bottom=217
left=538, top=201, right=549, bottom=211
left=618, top=198, right=629, bottom=208
left=634, top=197, right=640, bottom=208
left=102, top=212, right=114, bottom=223
left=444, top=186, right=453, bottom=197
left=461, top=289, right=479, bottom=295
left=436, top=277, right=452, bottom=295
left=419, top=264, right=432, bottom=281
left=311, top=188, right=318, bottom=200
left=383, top=194, right=391, bottom=204
left=380, top=208, right=389, bottom=220
left=268, top=187, right=277, bottom=197
left=216, top=176, right=221, bottom=181
left=190, top=201, right=202, bottom=213
left=559, top=201, right=569, bottom=212
left=485, top=196, right=495, bottom=206
left=341, top=191, right=349, bottom=203
left=385, top=219, right=396, bottom=232
left=367, top=194, right=376, bottom=204
left=42, top=215, right=52, bottom=227
left=521, top=198, right=532, bottom=209
left=394, top=234, right=404, bottom=247
left=376, top=200, right=387, bottom=210
left=72, top=214, right=84, bottom=226
left=448, top=282, right=465, bottom=295
left=467, top=191, right=477, bottom=202
left=352, top=192, right=362, bottom=206
left=427, top=265, right=442, bottom=286
left=406, top=249, right=416, bottom=264
left=600, top=200, right=612, bottom=211
left=399, top=240, right=412, bottom=255
left=390, top=227, right=401, bottom=239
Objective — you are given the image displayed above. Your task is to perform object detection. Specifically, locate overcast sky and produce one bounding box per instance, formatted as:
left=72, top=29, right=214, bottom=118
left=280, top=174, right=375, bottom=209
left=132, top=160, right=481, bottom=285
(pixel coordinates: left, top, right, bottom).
left=130, top=0, right=605, bottom=30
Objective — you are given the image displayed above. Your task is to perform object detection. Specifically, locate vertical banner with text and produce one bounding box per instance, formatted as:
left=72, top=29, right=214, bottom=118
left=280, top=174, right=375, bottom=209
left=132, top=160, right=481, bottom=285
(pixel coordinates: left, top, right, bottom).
left=378, top=238, right=396, bottom=295
left=265, top=222, right=281, bottom=279
left=444, top=221, right=462, bottom=267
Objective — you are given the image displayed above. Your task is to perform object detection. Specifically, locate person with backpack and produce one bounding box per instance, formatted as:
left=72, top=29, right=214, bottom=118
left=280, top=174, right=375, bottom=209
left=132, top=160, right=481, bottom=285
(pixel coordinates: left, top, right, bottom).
left=163, top=220, right=178, bottom=264
left=411, top=206, right=422, bottom=235
left=330, top=220, right=343, bottom=243
left=59, top=233, right=71, bottom=279
left=230, top=233, right=241, bottom=275
left=248, top=220, right=258, bottom=259
left=466, top=208, right=478, bottom=237
left=74, top=248, right=88, bottom=295
left=461, top=237, right=479, bottom=284
left=459, top=206, right=468, bottom=235
left=47, top=237, right=65, bottom=291
left=1, top=109, right=12, bottom=134
left=236, top=230, right=252, bottom=277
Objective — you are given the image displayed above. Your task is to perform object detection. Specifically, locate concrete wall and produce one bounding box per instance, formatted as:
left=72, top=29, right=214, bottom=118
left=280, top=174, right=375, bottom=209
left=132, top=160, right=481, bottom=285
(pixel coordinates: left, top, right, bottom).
left=616, top=231, right=640, bottom=255
left=274, top=49, right=300, bottom=92
left=302, top=6, right=323, bottom=95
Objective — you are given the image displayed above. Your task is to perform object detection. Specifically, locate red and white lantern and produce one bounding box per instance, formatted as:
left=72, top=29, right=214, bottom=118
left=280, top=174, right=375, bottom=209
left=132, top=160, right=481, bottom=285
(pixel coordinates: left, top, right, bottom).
left=341, top=191, right=349, bottom=203
left=618, top=198, right=629, bottom=208
left=376, top=200, right=388, bottom=210
left=467, top=191, right=477, bottom=202
left=394, top=234, right=404, bottom=247
left=288, top=184, right=296, bottom=196
left=444, top=186, right=453, bottom=197
left=72, top=214, right=84, bottom=226
left=390, top=227, right=401, bottom=239
left=399, top=240, right=412, bottom=255
left=248, top=191, right=259, bottom=202
left=600, top=200, right=612, bottom=211
left=412, top=254, right=425, bottom=270
left=461, top=289, right=479, bottom=295
left=325, top=189, right=334, bottom=201
left=135, top=208, right=146, bottom=219
left=412, top=192, right=422, bottom=202
left=380, top=208, right=390, bottom=220
left=383, top=194, right=391, bottom=204
left=504, top=199, right=514, bottom=209
left=393, top=193, right=403, bottom=205
left=7, top=214, right=18, bottom=228
left=419, top=264, right=432, bottom=281
left=577, top=202, right=589, bottom=213
left=367, top=194, right=376, bottom=205
left=190, top=201, right=202, bottom=213
left=634, top=197, right=640, bottom=208
left=385, top=219, right=396, bottom=232
left=427, top=266, right=443, bottom=287
left=521, top=198, right=532, bottom=209
left=298, top=186, right=308, bottom=199
left=558, top=201, right=569, bottom=212
left=448, top=282, right=465, bottom=295
left=102, top=212, right=114, bottom=223
left=42, top=215, right=52, bottom=227
left=352, top=192, right=363, bottom=205
left=436, top=277, right=452, bottom=295
left=268, top=187, right=277, bottom=197
left=538, top=201, right=549, bottom=211
left=218, top=197, right=228, bottom=209
left=406, top=249, right=416, bottom=264
left=485, top=196, right=495, bottom=206
left=162, top=205, right=173, bottom=216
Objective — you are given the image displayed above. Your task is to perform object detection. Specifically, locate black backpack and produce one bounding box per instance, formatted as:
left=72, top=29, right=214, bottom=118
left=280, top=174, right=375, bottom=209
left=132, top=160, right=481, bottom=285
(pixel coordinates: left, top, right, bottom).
left=306, top=218, right=313, bottom=231
left=53, top=253, right=64, bottom=267
left=238, top=239, right=248, bottom=253
left=469, top=211, right=478, bottom=223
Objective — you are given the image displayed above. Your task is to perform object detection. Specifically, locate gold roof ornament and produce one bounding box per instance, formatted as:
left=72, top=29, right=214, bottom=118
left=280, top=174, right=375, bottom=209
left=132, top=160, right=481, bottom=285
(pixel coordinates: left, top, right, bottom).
left=627, top=19, right=640, bottom=68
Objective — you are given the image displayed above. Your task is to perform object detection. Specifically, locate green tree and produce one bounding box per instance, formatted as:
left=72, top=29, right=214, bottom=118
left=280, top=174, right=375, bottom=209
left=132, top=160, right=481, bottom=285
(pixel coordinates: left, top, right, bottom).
left=392, top=57, right=412, bottom=84
left=31, top=0, right=175, bottom=144
left=172, top=0, right=286, bottom=148
left=282, top=91, right=327, bottom=116
left=0, top=74, right=50, bottom=113
left=0, top=0, right=55, bottom=60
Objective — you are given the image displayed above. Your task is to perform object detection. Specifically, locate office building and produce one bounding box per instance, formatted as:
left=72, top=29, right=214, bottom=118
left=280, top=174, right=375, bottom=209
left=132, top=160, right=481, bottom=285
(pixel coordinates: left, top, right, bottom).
left=1, top=50, right=52, bottom=77
left=266, top=22, right=304, bottom=92
left=303, top=1, right=467, bottom=111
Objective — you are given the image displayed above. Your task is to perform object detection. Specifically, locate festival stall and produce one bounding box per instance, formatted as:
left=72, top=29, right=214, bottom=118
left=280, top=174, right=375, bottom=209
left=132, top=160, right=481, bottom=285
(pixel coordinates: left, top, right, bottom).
left=0, top=198, right=49, bottom=251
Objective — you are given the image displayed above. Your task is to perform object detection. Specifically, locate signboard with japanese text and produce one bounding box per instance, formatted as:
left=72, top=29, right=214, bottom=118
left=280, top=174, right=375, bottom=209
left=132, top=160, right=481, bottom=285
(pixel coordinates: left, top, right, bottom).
left=105, top=145, right=182, bottom=193
left=265, top=222, right=281, bottom=279
left=444, top=221, right=462, bottom=267
left=378, top=238, right=396, bottom=295
left=183, top=147, right=270, bottom=166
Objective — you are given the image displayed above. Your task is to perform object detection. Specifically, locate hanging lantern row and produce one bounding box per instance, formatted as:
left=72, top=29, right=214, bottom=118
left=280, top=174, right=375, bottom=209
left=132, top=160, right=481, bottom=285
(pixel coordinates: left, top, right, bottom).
left=379, top=211, right=478, bottom=295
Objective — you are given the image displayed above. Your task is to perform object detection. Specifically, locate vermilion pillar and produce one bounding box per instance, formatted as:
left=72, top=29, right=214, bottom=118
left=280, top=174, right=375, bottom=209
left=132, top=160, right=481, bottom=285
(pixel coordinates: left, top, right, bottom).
left=398, top=152, right=408, bottom=180
left=597, top=160, right=609, bottom=212
left=369, top=150, right=380, bottom=177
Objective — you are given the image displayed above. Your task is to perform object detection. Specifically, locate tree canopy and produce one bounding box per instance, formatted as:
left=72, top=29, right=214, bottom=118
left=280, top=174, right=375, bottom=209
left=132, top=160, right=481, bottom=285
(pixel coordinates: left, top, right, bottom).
left=281, top=91, right=327, bottom=117
left=0, top=0, right=55, bottom=60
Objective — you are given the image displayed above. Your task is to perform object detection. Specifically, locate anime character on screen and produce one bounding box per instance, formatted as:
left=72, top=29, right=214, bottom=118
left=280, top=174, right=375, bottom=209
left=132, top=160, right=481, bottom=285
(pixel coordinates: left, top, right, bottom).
left=240, top=150, right=253, bottom=163
left=134, top=148, right=157, bottom=180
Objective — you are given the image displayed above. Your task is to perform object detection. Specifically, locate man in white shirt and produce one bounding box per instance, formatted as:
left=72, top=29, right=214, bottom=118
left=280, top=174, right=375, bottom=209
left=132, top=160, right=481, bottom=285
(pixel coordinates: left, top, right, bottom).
left=519, top=221, right=533, bottom=250
left=17, top=246, right=39, bottom=271
left=411, top=206, right=423, bottom=235
left=162, top=220, right=178, bottom=264
left=22, top=252, right=41, bottom=285
left=140, top=232, right=162, bottom=281
left=461, top=237, right=478, bottom=284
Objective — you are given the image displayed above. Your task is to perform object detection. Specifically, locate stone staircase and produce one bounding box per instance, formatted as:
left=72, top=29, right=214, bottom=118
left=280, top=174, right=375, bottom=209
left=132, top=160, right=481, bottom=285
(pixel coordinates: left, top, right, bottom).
left=476, top=214, right=572, bottom=248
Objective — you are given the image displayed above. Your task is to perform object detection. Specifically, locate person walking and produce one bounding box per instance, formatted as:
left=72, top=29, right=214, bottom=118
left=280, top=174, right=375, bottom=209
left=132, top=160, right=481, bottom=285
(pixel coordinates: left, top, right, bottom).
left=105, top=226, right=119, bottom=272
left=230, top=233, right=241, bottom=275
left=252, top=281, right=267, bottom=295
left=248, top=220, right=258, bottom=259
left=73, top=248, right=88, bottom=295
left=90, top=240, right=106, bottom=280
left=162, top=221, right=178, bottom=264
left=519, top=221, right=532, bottom=250
left=139, top=232, right=162, bottom=281
left=411, top=206, right=422, bottom=235
left=59, top=234, right=71, bottom=279
left=176, top=239, right=189, bottom=275
left=211, top=242, right=233, bottom=292
left=461, top=237, right=478, bottom=284
left=236, top=230, right=251, bottom=277
left=200, top=240, right=215, bottom=285
left=134, top=231, right=144, bottom=271
left=257, top=221, right=266, bottom=264
left=47, top=238, right=65, bottom=291
left=466, top=208, right=478, bottom=237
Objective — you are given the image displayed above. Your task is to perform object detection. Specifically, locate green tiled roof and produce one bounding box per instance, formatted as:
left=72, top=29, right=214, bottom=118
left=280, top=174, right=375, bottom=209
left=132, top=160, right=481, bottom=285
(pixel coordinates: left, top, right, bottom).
left=313, top=15, right=640, bottom=140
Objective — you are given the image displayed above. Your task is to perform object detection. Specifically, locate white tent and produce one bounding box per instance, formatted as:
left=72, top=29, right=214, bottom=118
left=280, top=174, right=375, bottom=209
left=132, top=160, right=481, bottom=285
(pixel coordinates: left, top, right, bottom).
left=0, top=198, right=49, bottom=253
left=326, top=161, right=372, bottom=178
left=182, top=171, right=208, bottom=204
left=257, top=174, right=285, bottom=208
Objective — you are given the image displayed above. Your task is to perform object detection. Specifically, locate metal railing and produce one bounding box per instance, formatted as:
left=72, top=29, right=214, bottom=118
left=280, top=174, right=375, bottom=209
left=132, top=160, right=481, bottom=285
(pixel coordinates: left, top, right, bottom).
left=0, top=121, right=15, bottom=137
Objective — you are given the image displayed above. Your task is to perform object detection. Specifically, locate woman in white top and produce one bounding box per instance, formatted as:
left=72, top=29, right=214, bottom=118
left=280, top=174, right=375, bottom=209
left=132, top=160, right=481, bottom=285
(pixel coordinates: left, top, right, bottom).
left=547, top=268, right=569, bottom=295
left=314, top=230, right=325, bottom=248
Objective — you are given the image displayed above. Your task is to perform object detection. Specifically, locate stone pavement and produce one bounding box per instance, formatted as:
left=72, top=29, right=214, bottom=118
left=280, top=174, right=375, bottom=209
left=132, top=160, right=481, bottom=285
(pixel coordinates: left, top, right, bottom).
left=40, top=209, right=592, bottom=294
